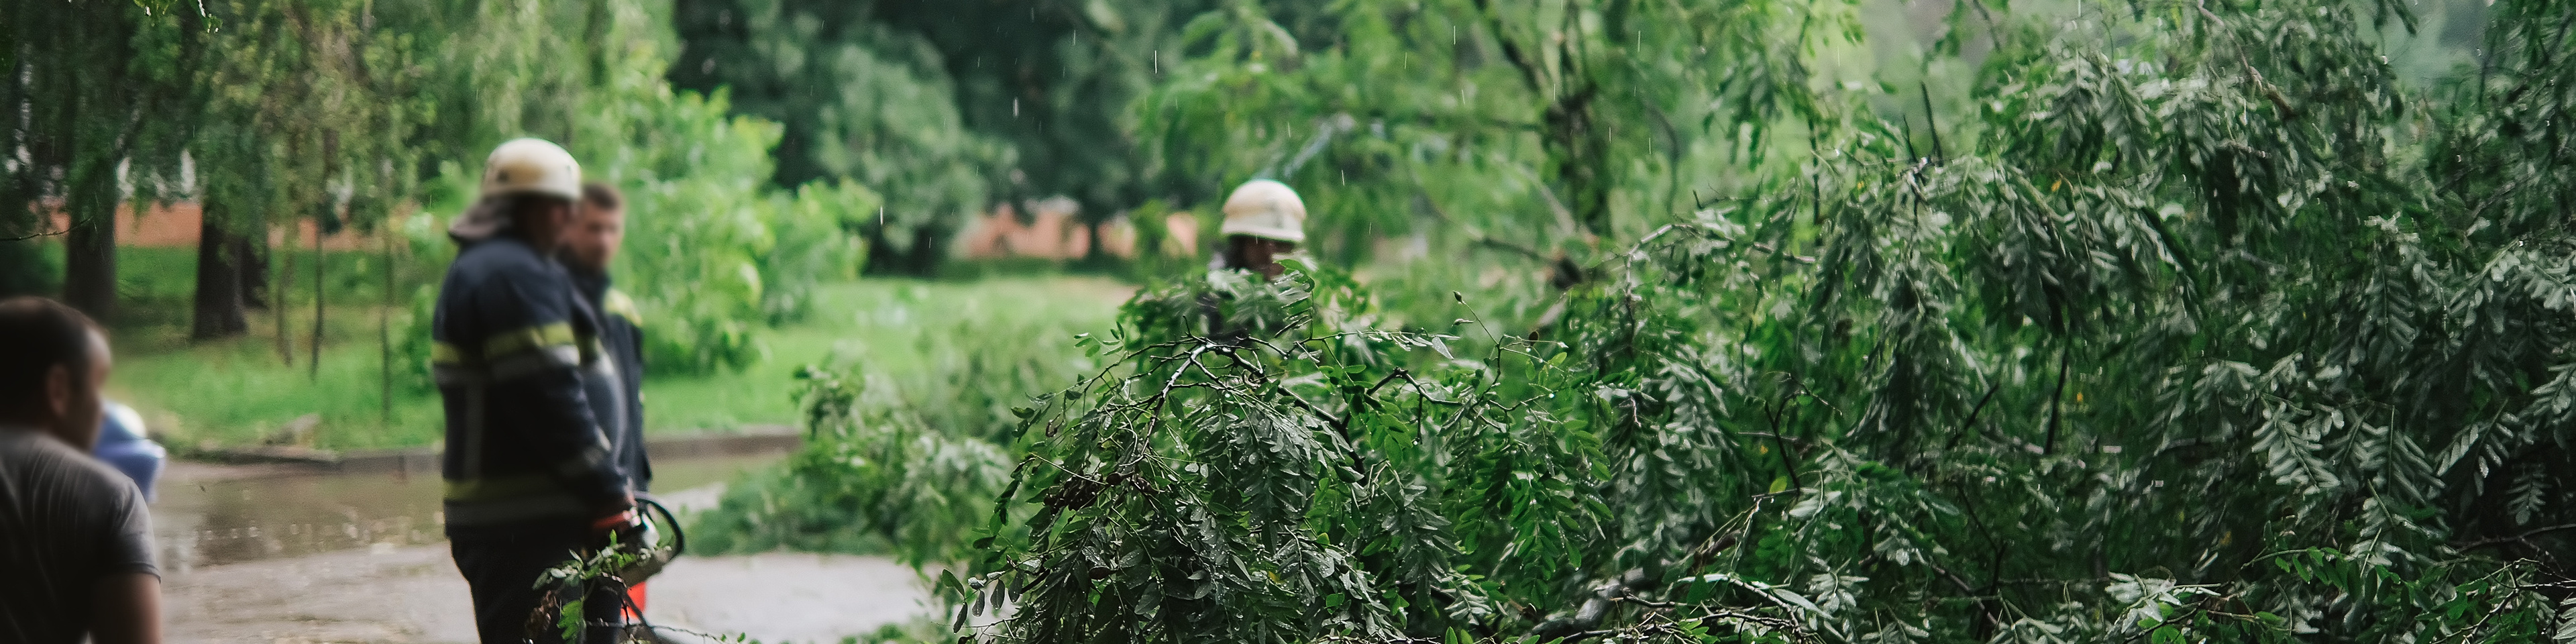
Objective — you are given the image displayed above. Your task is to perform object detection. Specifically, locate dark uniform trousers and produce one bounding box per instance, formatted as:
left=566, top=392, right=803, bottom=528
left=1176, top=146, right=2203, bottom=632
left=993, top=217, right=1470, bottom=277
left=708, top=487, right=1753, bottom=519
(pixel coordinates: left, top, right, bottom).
left=450, top=519, right=624, bottom=644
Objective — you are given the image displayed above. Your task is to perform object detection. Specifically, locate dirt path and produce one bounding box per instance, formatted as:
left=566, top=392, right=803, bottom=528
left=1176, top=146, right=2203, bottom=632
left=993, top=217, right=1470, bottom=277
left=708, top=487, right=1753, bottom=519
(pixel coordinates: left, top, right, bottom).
left=164, top=544, right=933, bottom=644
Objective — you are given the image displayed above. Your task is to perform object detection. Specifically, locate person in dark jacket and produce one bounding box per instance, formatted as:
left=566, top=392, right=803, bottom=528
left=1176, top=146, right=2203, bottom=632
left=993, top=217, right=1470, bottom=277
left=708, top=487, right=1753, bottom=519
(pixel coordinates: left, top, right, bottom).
left=566, top=182, right=654, bottom=625
left=433, top=138, right=631, bottom=644
left=567, top=182, right=647, bottom=494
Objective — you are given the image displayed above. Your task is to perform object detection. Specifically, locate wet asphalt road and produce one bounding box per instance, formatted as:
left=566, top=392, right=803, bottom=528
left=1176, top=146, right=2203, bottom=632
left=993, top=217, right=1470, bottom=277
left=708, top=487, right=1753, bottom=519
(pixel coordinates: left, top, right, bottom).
left=153, top=457, right=934, bottom=643
left=162, top=544, right=931, bottom=643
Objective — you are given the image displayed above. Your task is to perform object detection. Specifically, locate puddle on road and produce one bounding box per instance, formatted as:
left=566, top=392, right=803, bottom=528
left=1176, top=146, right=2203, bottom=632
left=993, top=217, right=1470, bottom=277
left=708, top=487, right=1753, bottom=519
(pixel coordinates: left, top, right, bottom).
left=154, top=453, right=782, bottom=571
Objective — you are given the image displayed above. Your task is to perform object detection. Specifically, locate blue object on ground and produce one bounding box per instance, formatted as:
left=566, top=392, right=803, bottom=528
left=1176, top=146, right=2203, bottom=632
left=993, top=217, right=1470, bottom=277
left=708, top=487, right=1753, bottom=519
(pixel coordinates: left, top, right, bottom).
left=93, top=401, right=166, bottom=501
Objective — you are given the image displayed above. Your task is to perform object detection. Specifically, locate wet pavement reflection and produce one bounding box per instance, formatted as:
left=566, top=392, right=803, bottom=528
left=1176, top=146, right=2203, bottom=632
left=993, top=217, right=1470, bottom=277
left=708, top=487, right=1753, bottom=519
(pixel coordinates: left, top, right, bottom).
left=151, top=451, right=939, bottom=643
left=154, top=453, right=780, bottom=570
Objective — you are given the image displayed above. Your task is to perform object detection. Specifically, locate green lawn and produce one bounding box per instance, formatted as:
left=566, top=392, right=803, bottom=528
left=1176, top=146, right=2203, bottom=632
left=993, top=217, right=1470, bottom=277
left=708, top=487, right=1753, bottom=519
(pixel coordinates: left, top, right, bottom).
left=637, top=276, right=1131, bottom=433
left=111, top=275, right=1133, bottom=451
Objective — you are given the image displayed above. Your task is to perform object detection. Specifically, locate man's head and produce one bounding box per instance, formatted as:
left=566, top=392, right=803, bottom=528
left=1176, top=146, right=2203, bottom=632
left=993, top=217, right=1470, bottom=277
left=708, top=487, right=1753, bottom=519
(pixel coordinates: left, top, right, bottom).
left=1225, top=235, right=1299, bottom=280
left=1218, top=180, right=1308, bottom=279
left=0, top=297, right=111, bottom=449
left=499, top=195, right=581, bottom=252
left=472, top=138, right=584, bottom=251
left=564, top=182, right=627, bottom=272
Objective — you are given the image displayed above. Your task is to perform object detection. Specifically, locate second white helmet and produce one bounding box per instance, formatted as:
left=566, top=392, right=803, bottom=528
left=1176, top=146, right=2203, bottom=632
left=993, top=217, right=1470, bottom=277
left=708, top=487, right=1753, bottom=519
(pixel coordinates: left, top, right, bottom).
left=481, top=138, right=582, bottom=202
left=1220, top=179, right=1307, bottom=243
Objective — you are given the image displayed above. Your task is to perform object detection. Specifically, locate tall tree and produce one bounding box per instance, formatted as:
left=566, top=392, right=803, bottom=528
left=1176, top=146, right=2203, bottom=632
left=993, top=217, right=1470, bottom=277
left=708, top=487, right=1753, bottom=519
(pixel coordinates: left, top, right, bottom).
left=669, top=0, right=1003, bottom=273
left=0, top=0, right=209, bottom=318
left=671, top=0, right=1250, bottom=270
left=861, top=0, right=1216, bottom=256
left=189, top=0, right=435, bottom=341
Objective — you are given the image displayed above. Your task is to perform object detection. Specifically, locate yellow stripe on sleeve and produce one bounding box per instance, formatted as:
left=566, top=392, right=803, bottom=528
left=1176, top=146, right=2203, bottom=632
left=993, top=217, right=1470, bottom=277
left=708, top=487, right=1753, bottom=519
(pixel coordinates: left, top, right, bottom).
left=480, top=322, right=579, bottom=359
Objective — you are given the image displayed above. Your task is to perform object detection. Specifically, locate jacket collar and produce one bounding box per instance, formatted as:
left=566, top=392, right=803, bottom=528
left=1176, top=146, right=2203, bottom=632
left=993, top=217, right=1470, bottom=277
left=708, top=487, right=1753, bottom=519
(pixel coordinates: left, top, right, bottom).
left=571, top=268, right=612, bottom=303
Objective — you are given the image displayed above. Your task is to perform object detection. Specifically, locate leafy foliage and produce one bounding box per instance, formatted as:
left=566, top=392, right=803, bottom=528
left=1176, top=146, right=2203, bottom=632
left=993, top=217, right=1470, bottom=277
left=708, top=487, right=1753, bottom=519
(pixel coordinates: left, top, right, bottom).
left=1134, top=0, right=1841, bottom=266
left=667, top=0, right=1005, bottom=271
left=690, top=294, right=1100, bottom=559
left=669, top=0, right=1238, bottom=270
left=16, top=0, right=881, bottom=378
left=691, top=366, right=1015, bottom=563
left=833, top=0, right=1234, bottom=235
left=568, top=41, right=874, bottom=372
left=0, top=0, right=209, bottom=306
left=191, top=0, right=431, bottom=239
left=374, top=0, right=877, bottom=376
left=914, top=1, right=2576, bottom=643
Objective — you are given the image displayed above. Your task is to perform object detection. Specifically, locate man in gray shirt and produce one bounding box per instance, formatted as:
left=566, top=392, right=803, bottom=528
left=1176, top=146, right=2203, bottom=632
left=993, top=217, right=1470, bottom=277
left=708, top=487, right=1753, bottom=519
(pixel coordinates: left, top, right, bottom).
left=0, top=297, right=159, bottom=644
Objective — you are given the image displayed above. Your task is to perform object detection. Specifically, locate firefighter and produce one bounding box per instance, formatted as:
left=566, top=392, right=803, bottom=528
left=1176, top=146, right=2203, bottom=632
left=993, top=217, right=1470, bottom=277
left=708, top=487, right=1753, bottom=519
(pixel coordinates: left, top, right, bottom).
left=565, top=182, right=647, bottom=497
left=563, top=182, right=656, bottom=627
left=1214, top=178, right=1306, bottom=279
left=1201, top=179, right=1310, bottom=338
left=433, top=138, right=632, bottom=644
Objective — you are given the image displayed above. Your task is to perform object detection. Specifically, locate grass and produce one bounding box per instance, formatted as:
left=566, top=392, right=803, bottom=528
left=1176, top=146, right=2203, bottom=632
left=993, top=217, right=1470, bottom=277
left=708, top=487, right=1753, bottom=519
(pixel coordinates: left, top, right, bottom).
left=112, top=321, right=450, bottom=450
left=637, top=276, right=1130, bottom=433
left=108, top=262, right=1134, bottom=451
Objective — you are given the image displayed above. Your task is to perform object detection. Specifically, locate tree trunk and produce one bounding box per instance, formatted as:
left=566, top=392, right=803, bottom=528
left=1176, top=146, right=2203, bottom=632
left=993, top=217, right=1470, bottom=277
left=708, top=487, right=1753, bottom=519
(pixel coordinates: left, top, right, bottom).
left=309, top=222, right=324, bottom=380
left=861, top=224, right=949, bottom=276
left=239, top=235, right=268, bottom=309
left=380, top=219, right=395, bottom=423
left=311, top=132, right=335, bottom=380
left=61, top=198, right=117, bottom=321
left=1544, top=84, right=1611, bottom=238
left=191, top=202, right=249, bottom=339
left=1083, top=219, right=1106, bottom=262
left=276, top=223, right=295, bottom=366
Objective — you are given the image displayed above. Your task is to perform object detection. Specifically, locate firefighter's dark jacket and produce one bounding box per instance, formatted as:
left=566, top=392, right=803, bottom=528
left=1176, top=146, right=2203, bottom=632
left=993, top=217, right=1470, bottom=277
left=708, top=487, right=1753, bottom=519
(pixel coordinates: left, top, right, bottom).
left=433, top=232, right=629, bottom=527
left=574, top=270, right=650, bottom=492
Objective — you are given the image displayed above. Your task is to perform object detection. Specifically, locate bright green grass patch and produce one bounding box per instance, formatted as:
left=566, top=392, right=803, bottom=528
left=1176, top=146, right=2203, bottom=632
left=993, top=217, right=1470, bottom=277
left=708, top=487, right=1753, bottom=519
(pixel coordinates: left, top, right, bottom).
left=112, top=276, right=1132, bottom=451
left=112, top=323, right=449, bottom=450
left=636, top=276, right=1131, bottom=433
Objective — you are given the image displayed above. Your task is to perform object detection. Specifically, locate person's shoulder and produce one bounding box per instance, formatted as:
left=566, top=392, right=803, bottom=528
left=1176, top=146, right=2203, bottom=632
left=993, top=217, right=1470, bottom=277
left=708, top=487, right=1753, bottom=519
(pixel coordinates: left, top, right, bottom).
left=0, top=431, right=142, bottom=501
left=455, top=237, right=541, bottom=267
left=453, top=238, right=564, bottom=287
left=602, top=288, right=643, bottom=329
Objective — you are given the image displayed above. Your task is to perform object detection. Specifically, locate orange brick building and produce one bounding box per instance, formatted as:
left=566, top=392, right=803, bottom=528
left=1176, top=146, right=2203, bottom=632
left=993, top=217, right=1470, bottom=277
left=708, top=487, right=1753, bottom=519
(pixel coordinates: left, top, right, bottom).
left=43, top=201, right=390, bottom=251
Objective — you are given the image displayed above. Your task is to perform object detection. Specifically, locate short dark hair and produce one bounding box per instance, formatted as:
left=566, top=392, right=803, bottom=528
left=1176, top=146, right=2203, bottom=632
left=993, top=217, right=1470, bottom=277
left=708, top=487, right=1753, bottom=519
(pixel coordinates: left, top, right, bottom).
left=582, top=182, right=624, bottom=211
left=0, top=297, right=98, bottom=411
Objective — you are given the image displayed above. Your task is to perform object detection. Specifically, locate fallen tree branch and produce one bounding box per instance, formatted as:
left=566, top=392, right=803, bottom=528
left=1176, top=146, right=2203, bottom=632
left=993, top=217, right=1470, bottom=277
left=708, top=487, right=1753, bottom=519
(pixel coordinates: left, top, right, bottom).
left=1528, top=568, right=1653, bottom=641
left=2454, top=523, right=2576, bottom=551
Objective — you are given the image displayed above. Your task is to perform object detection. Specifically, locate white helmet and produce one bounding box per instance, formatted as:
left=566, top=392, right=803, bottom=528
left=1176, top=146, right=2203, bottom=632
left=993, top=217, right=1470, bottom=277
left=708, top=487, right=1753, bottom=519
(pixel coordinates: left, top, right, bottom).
left=481, top=138, right=581, bottom=202
left=1219, top=179, right=1306, bottom=243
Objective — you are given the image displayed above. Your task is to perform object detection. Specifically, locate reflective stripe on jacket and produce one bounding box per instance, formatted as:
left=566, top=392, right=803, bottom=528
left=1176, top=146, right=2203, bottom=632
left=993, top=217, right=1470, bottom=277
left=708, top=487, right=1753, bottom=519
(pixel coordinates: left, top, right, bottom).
left=431, top=233, right=629, bottom=527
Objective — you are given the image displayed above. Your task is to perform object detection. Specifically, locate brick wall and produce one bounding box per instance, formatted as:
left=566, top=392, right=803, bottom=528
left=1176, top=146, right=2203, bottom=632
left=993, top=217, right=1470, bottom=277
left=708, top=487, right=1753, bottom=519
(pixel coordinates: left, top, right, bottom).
left=953, top=198, right=1202, bottom=259
left=42, top=201, right=397, bottom=252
